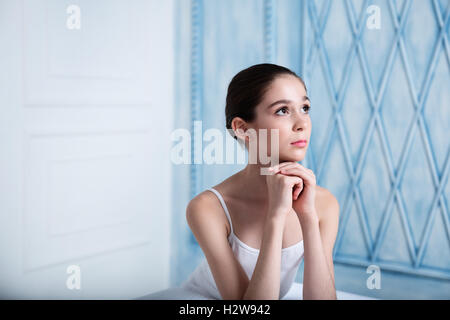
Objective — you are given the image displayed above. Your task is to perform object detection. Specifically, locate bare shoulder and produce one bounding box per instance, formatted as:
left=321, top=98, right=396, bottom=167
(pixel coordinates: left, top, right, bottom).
left=315, top=185, right=340, bottom=223
left=185, top=187, right=250, bottom=299
left=186, top=189, right=230, bottom=235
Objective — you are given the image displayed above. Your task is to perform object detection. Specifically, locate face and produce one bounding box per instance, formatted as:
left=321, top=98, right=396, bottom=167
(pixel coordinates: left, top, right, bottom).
left=242, top=74, right=312, bottom=163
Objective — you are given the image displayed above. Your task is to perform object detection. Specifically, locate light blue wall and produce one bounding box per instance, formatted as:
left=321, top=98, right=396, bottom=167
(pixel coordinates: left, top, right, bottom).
left=172, top=0, right=450, bottom=299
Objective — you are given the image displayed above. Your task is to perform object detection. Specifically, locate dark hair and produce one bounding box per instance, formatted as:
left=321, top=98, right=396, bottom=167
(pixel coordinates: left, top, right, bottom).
left=225, top=63, right=307, bottom=140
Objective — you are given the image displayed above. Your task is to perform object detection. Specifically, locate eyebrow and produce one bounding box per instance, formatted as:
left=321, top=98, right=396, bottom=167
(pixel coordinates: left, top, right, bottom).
left=267, top=96, right=310, bottom=109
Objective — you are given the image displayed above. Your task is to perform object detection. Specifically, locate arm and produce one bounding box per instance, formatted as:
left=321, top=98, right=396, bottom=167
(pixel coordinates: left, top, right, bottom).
left=243, top=167, right=305, bottom=299
left=302, top=193, right=339, bottom=300
left=271, top=162, right=339, bottom=299
left=187, top=193, right=291, bottom=300
left=242, top=213, right=286, bottom=300
left=186, top=193, right=250, bottom=300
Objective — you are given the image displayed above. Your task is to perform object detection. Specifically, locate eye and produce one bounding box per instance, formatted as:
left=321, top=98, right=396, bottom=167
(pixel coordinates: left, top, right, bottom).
left=275, top=106, right=289, bottom=115
left=302, top=105, right=311, bottom=114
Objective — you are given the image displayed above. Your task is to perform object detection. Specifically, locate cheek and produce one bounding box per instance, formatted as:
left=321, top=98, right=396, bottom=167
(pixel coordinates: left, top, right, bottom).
left=268, top=125, right=289, bottom=141
left=254, top=117, right=292, bottom=149
left=266, top=127, right=290, bottom=153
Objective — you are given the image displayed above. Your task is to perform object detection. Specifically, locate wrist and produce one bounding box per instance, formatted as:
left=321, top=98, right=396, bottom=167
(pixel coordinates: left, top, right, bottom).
left=298, top=211, right=319, bottom=227
left=265, top=210, right=287, bottom=225
left=263, top=216, right=285, bottom=239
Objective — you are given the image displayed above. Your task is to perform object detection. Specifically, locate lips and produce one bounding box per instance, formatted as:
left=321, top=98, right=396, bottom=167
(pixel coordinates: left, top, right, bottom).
left=291, top=139, right=307, bottom=145
left=291, top=139, right=307, bottom=148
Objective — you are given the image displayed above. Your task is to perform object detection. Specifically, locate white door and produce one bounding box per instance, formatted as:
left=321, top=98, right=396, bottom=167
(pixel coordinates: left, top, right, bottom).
left=0, top=0, right=174, bottom=299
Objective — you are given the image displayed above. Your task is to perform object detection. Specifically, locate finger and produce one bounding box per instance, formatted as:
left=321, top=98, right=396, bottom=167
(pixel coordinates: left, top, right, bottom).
left=268, top=162, right=295, bottom=173
left=278, top=163, right=309, bottom=175
left=285, top=175, right=303, bottom=188
left=279, top=166, right=305, bottom=176
left=292, top=184, right=300, bottom=200
left=281, top=162, right=314, bottom=174
left=294, top=182, right=303, bottom=199
left=293, top=162, right=311, bottom=171
left=280, top=167, right=313, bottom=184
left=271, top=161, right=292, bottom=170
left=280, top=166, right=313, bottom=178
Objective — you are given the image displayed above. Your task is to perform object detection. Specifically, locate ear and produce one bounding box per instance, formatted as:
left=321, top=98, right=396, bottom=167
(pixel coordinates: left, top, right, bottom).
left=231, top=117, right=250, bottom=142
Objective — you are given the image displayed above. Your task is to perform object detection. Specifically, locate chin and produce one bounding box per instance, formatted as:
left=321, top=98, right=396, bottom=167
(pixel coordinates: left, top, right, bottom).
left=276, top=151, right=306, bottom=163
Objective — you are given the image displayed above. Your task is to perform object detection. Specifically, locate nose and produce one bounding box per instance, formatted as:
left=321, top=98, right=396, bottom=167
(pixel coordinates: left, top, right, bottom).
left=293, top=113, right=308, bottom=131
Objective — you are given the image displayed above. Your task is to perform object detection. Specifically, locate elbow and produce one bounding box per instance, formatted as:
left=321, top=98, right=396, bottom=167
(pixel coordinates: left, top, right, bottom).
left=221, top=293, right=246, bottom=300
left=239, top=289, right=254, bottom=300
left=220, top=288, right=248, bottom=300
left=241, top=291, right=279, bottom=300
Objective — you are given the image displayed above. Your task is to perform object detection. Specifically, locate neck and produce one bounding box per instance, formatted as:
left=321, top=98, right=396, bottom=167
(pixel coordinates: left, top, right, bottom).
left=237, top=162, right=274, bottom=203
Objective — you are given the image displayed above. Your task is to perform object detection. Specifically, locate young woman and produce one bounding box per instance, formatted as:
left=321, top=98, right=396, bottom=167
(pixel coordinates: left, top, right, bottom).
left=181, top=63, right=340, bottom=300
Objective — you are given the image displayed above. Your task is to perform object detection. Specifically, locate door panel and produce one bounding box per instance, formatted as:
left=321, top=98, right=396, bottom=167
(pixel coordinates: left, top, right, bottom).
left=0, top=0, right=174, bottom=298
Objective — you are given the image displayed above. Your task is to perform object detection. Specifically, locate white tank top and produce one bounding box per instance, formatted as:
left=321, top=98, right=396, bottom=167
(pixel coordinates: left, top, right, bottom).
left=181, top=187, right=304, bottom=299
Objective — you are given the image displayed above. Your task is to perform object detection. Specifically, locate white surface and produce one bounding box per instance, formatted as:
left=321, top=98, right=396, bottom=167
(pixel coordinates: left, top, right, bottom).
left=137, top=282, right=378, bottom=300
left=0, top=0, right=174, bottom=299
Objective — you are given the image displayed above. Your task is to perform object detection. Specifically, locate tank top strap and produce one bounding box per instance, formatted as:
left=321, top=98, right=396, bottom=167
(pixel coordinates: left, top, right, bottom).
left=208, top=188, right=234, bottom=235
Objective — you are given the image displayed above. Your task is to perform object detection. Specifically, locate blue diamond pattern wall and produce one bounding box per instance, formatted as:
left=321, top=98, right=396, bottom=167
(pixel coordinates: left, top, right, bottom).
left=303, top=0, right=450, bottom=280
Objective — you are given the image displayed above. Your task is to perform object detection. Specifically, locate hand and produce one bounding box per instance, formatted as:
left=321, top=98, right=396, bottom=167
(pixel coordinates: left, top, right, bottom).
left=265, top=163, right=304, bottom=220
left=270, top=162, right=318, bottom=224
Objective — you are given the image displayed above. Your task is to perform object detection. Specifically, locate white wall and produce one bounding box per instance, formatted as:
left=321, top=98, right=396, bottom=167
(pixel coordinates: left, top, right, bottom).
left=0, top=0, right=174, bottom=299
